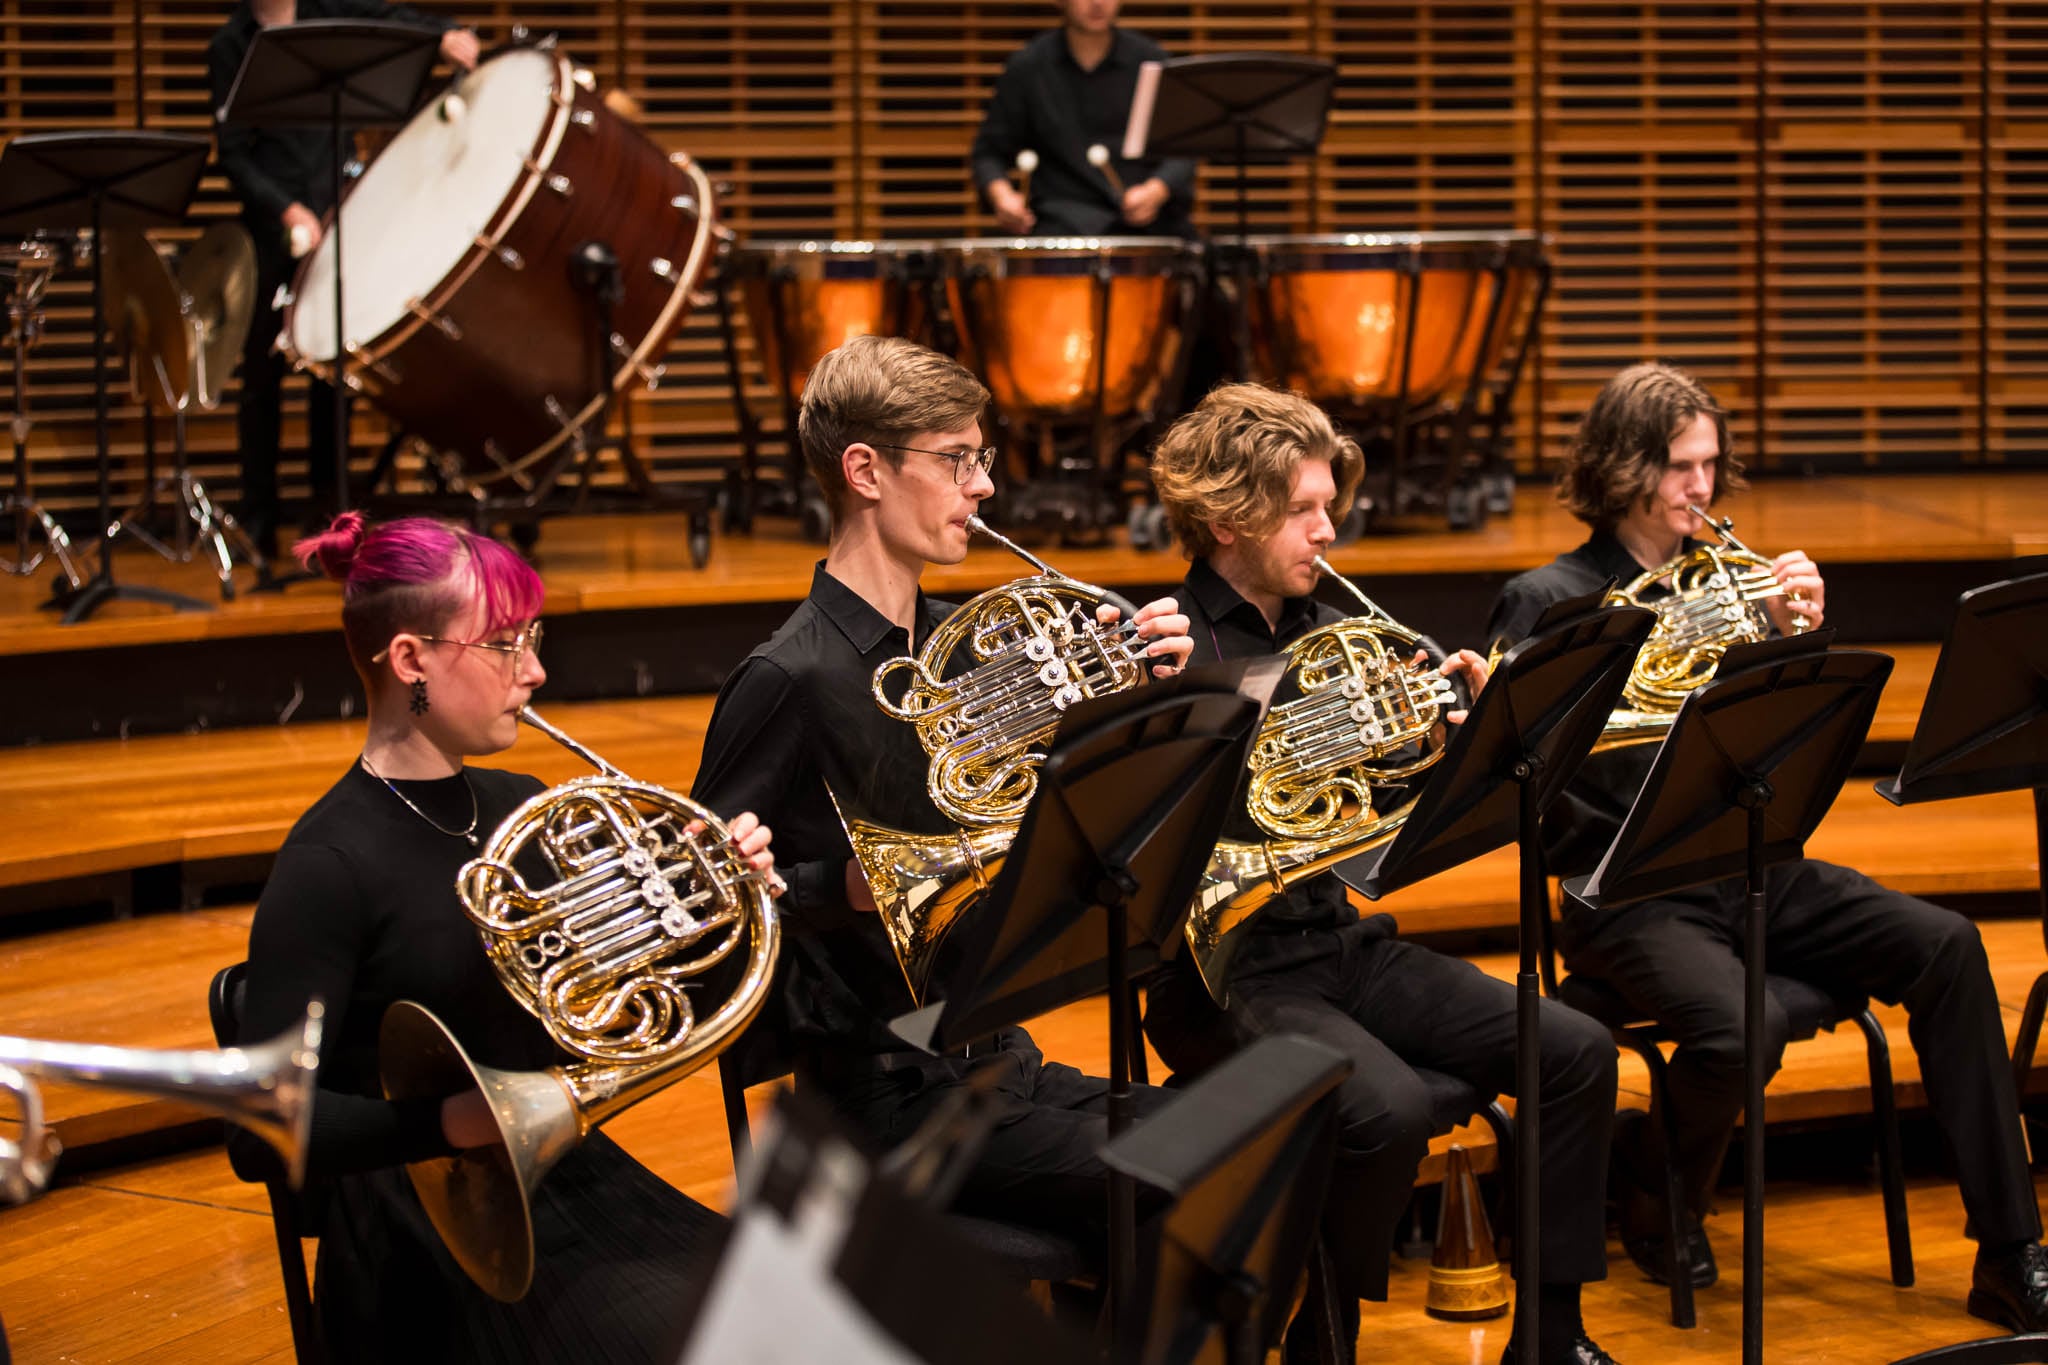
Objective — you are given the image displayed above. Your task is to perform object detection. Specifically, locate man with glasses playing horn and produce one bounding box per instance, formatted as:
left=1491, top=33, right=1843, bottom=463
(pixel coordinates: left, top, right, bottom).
left=970, top=0, right=1194, bottom=237
left=693, top=334, right=1194, bottom=1273
left=1141, top=383, right=1624, bottom=1365
left=1485, top=361, right=2048, bottom=1332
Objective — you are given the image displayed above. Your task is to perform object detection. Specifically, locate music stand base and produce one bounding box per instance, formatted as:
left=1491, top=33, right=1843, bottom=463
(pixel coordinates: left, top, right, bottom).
left=58, top=573, right=208, bottom=623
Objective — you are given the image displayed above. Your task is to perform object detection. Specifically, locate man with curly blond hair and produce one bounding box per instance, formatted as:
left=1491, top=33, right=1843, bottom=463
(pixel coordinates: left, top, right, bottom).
left=1145, top=383, right=1624, bottom=1365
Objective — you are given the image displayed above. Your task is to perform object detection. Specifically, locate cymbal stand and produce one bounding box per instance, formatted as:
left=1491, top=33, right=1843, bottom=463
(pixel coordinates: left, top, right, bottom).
left=108, top=336, right=267, bottom=601
left=1, top=253, right=85, bottom=590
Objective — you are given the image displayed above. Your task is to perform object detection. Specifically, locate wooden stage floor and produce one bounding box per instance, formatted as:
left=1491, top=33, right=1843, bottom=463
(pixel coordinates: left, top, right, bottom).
left=3, top=469, right=2043, bottom=657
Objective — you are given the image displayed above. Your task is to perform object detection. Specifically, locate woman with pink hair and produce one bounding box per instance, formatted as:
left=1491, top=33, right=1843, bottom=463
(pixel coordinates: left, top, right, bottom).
left=230, top=513, right=775, bottom=1361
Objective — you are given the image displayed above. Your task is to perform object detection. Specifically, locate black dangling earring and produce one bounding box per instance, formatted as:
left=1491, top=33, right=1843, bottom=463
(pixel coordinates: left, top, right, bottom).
left=410, top=678, right=430, bottom=716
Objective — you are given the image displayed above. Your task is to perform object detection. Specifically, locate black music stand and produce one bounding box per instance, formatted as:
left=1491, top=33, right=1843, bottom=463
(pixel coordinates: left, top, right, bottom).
left=1875, top=573, right=2048, bottom=1365
left=1121, top=54, right=1335, bottom=401
left=217, top=20, right=442, bottom=525
left=890, top=656, right=1282, bottom=1342
left=1101, top=1032, right=1350, bottom=1365
left=1123, top=54, right=1336, bottom=249
left=670, top=1088, right=1093, bottom=1365
left=1564, top=632, right=1893, bottom=1365
left=0, top=132, right=211, bottom=623
left=1333, top=587, right=1653, bottom=1362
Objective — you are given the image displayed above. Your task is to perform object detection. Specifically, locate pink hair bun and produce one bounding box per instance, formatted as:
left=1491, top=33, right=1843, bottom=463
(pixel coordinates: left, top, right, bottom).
left=295, top=511, right=368, bottom=581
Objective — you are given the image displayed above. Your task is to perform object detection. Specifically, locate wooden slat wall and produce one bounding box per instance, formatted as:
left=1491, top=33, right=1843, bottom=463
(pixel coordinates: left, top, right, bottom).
left=0, top=0, right=2039, bottom=521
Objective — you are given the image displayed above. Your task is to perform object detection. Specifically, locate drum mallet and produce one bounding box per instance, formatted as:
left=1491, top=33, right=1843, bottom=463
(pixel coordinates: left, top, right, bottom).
left=1013, top=148, right=1038, bottom=204
left=1087, top=143, right=1126, bottom=198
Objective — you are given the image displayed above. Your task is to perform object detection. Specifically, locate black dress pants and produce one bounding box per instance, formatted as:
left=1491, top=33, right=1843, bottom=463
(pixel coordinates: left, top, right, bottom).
left=819, top=1029, right=1177, bottom=1269
left=1148, top=919, right=1618, bottom=1301
left=1560, top=857, right=2041, bottom=1245
left=237, top=209, right=337, bottom=546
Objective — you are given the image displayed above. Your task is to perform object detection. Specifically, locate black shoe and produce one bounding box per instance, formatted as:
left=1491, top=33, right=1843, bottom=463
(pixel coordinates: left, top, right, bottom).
left=1619, top=1186, right=1716, bottom=1289
left=1970, top=1241, right=2048, bottom=1332
left=1622, top=1219, right=1717, bottom=1290
left=1499, top=1333, right=1621, bottom=1365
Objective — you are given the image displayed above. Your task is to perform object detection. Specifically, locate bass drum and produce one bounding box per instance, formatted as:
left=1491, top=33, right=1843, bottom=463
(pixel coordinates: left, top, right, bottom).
left=283, top=44, right=715, bottom=494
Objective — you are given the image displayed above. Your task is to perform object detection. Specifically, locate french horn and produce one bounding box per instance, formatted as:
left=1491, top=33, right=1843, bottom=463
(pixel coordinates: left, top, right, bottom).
left=1598, top=503, right=1812, bottom=750
left=875, top=514, right=1152, bottom=828
left=0, top=1005, right=324, bottom=1205
left=381, top=706, right=780, bottom=1302
left=1181, top=558, right=1459, bottom=1003
left=842, top=517, right=1158, bottom=1002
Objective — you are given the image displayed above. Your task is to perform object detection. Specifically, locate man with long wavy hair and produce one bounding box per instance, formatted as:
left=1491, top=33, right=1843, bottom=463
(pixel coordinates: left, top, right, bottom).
left=1487, top=361, right=2048, bottom=1332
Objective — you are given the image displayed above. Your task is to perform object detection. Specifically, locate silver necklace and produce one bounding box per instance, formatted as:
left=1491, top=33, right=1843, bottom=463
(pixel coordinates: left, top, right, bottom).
left=359, top=755, right=480, bottom=847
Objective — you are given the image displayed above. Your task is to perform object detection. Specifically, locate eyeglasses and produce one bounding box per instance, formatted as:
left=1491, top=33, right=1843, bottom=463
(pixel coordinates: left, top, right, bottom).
left=373, top=620, right=545, bottom=671
left=875, top=442, right=999, bottom=486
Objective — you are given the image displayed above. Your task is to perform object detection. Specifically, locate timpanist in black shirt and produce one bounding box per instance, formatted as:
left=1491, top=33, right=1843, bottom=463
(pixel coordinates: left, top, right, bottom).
left=693, top=334, right=1194, bottom=1265
left=1485, top=361, right=2048, bottom=1330
left=970, top=0, right=1195, bottom=237
left=1140, top=384, right=1625, bottom=1365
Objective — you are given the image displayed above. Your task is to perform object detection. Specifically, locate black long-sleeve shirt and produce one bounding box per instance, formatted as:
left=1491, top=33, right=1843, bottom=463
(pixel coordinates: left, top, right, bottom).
left=969, top=27, right=1197, bottom=238
left=1485, top=528, right=1701, bottom=878
left=207, top=0, right=451, bottom=224
left=692, top=563, right=1030, bottom=1085
left=232, top=762, right=555, bottom=1182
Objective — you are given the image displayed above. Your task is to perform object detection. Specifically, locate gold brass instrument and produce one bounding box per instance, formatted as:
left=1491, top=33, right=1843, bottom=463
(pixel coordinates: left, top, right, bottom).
left=381, top=705, right=780, bottom=1302
left=1598, top=504, right=1813, bottom=751
left=844, top=518, right=1156, bottom=1002
left=874, top=513, right=1152, bottom=828
left=845, top=555, right=1461, bottom=1010
left=0, top=1006, right=324, bottom=1205
left=1181, top=557, right=1460, bottom=1003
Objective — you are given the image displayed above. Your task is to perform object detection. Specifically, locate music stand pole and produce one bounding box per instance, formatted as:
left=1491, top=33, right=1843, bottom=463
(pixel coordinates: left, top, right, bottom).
left=327, top=82, right=350, bottom=517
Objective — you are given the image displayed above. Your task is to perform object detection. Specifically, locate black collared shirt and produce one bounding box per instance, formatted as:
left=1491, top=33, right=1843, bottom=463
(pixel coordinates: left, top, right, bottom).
left=1485, top=528, right=1700, bottom=877
left=694, top=564, right=1016, bottom=1074
left=208, top=1, right=449, bottom=224
left=969, top=28, right=1197, bottom=238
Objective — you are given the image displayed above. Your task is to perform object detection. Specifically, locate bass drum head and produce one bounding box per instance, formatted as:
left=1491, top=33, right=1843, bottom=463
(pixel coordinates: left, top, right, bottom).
left=289, top=46, right=559, bottom=364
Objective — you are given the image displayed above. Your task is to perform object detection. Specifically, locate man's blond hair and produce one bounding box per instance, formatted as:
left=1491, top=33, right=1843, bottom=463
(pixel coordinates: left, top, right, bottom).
left=797, top=335, right=990, bottom=518
left=1149, top=383, right=1364, bottom=558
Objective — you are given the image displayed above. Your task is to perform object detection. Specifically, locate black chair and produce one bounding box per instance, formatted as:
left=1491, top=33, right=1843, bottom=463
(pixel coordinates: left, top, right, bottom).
left=715, top=1031, right=1092, bottom=1285
left=209, top=962, right=325, bottom=1365
left=1537, top=910, right=1913, bottom=1329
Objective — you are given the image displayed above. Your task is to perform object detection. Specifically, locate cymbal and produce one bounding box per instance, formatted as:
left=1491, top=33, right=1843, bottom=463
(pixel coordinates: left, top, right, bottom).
left=178, top=222, right=257, bottom=411
left=99, top=228, right=189, bottom=411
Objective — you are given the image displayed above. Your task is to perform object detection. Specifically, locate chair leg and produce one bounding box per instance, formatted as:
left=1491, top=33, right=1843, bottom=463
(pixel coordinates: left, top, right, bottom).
left=1127, top=979, right=1150, bottom=1087
left=1481, top=1099, right=1516, bottom=1257
left=267, top=1189, right=322, bottom=1365
left=1632, top=1034, right=1697, bottom=1330
left=2011, top=971, right=2048, bottom=1163
left=1309, top=1239, right=1348, bottom=1365
left=1855, top=1008, right=1916, bottom=1288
